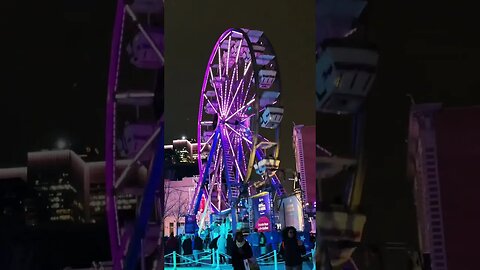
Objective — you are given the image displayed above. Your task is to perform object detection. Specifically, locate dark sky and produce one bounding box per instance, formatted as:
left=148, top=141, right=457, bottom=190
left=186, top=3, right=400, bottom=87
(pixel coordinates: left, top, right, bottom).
left=2, top=1, right=115, bottom=167
left=165, top=0, right=316, bottom=171
left=351, top=0, right=480, bottom=248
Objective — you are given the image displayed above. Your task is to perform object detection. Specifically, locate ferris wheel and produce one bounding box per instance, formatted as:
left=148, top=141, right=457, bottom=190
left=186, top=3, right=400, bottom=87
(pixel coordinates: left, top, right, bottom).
left=190, top=28, right=287, bottom=232
left=104, top=0, right=164, bottom=270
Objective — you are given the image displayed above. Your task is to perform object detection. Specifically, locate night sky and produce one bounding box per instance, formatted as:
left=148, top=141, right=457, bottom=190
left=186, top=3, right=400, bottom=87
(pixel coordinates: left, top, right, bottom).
left=165, top=0, right=316, bottom=171
left=2, top=1, right=115, bottom=167
left=351, top=0, right=480, bottom=249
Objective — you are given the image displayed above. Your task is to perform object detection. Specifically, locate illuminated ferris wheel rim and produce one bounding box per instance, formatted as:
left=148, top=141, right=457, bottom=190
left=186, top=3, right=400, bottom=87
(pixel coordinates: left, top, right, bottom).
left=192, top=27, right=284, bottom=221
left=198, top=27, right=282, bottom=177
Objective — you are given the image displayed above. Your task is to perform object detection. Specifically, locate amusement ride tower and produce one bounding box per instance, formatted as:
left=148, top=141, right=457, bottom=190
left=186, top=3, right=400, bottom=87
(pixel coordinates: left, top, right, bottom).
left=316, top=0, right=379, bottom=268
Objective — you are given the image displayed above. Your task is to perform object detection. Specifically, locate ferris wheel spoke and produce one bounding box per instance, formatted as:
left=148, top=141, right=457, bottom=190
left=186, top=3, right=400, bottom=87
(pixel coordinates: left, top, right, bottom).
left=235, top=39, right=243, bottom=67
left=218, top=82, right=226, bottom=117
left=229, top=127, right=252, bottom=177
left=226, top=41, right=244, bottom=112
left=222, top=78, right=229, bottom=116
left=240, top=122, right=269, bottom=143
left=218, top=47, right=230, bottom=115
left=200, top=132, right=216, bottom=152
left=225, top=97, right=255, bottom=122
left=226, top=71, right=235, bottom=111
left=227, top=63, right=239, bottom=108
left=225, top=78, right=244, bottom=116
left=239, top=72, right=254, bottom=111
left=217, top=47, right=222, bottom=80
left=226, top=35, right=231, bottom=76
left=239, top=100, right=271, bottom=124
left=235, top=39, right=243, bottom=82
left=224, top=128, right=245, bottom=182
left=203, top=93, right=221, bottom=116
left=225, top=123, right=252, bottom=145
left=243, top=61, right=252, bottom=76
left=209, top=67, right=224, bottom=117
left=240, top=113, right=254, bottom=123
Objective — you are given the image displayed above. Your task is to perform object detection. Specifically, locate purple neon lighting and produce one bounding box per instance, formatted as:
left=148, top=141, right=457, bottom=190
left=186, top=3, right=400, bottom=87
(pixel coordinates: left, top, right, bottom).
left=225, top=78, right=244, bottom=115
left=235, top=39, right=243, bottom=80
left=203, top=93, right=220, bottom=115
left=217, top=48, right=222, bottom=80
left=225, top=123, right=252, bottom=145
left=198, top=30, right=231, bottom=185
left=239, top=72, right=254, bottom=111
left=221, top=77, right=227, bottom=116
left=201, top=132, right=216, bottom=151
left=197, top=28, right=284, bottom=223
left=105, top=0, right=125, bottom=269
left=208, top=67, right=224, bottom=118
left=225, top=98, right=255, bottom=122
left=226, top=72, right=235, bottom=113
left=224, top=127, right=245, bottom=182
left=226, top=35, right=231, bottom=75
left=244, top=61, right=252, bottom=76
left=233, top=64, right=239, bottom=87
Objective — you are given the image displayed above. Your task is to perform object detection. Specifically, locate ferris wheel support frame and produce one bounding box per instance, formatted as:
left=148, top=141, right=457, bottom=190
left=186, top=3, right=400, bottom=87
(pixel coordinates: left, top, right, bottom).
left=347, top=111, right=367, bottom=212
left=124, top=123, right=164, bottom=270
left=191, top=129, right=220, bottom=214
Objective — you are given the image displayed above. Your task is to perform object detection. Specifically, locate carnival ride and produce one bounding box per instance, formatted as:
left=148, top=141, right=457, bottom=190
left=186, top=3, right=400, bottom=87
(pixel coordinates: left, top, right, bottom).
left=105, top=0, right=164, bottom=269
left=188, top=28, right=287, bottom=234
left=315, top=0, right=378, bottom=268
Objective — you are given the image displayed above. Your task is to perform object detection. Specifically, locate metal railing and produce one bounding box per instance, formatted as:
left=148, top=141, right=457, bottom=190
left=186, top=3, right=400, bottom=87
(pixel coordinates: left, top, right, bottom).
left=164, top=248, right=315, bottom=270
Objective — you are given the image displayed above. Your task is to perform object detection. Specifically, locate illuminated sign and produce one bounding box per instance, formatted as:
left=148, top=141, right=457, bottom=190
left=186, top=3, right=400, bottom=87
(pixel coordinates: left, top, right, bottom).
left=253, top=193, right=272, bottom=232
left=185, top=215, right=198, bottom=234
left=255, top=216, right=271, bottom=232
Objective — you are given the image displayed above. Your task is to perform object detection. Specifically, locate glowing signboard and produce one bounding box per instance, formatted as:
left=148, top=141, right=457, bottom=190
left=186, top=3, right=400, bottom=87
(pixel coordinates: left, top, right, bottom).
left=253, top=193, right=272, bottom=232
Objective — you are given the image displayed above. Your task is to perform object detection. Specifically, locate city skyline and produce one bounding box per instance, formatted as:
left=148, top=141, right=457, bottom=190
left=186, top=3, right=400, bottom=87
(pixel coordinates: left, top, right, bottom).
left=0, top=149, right=141, bottom=225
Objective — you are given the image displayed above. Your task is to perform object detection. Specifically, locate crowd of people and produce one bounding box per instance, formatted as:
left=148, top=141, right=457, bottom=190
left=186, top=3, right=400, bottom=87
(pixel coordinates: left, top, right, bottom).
left=163, top=226, right=314, bottom=270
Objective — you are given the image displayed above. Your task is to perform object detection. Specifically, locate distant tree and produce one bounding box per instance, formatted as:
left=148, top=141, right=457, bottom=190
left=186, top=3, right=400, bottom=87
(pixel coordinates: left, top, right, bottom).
left=164, top=180, right=190, bottom=234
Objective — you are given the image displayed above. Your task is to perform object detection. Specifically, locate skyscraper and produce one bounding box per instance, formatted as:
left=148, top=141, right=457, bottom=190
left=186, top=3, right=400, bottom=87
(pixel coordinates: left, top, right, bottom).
left=28, top=151, right=85, bottom=224
left=1, top=150, right=143, bottom=225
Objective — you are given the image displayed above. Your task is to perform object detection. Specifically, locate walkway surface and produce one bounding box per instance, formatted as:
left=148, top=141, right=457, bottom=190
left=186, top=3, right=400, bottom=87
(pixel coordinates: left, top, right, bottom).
left=165, top=262, right=314, bottom=270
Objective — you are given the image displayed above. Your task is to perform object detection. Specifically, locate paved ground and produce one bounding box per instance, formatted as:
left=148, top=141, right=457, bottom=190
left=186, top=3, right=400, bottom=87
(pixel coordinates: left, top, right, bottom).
left=165, top=262, right=314, bottom=269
